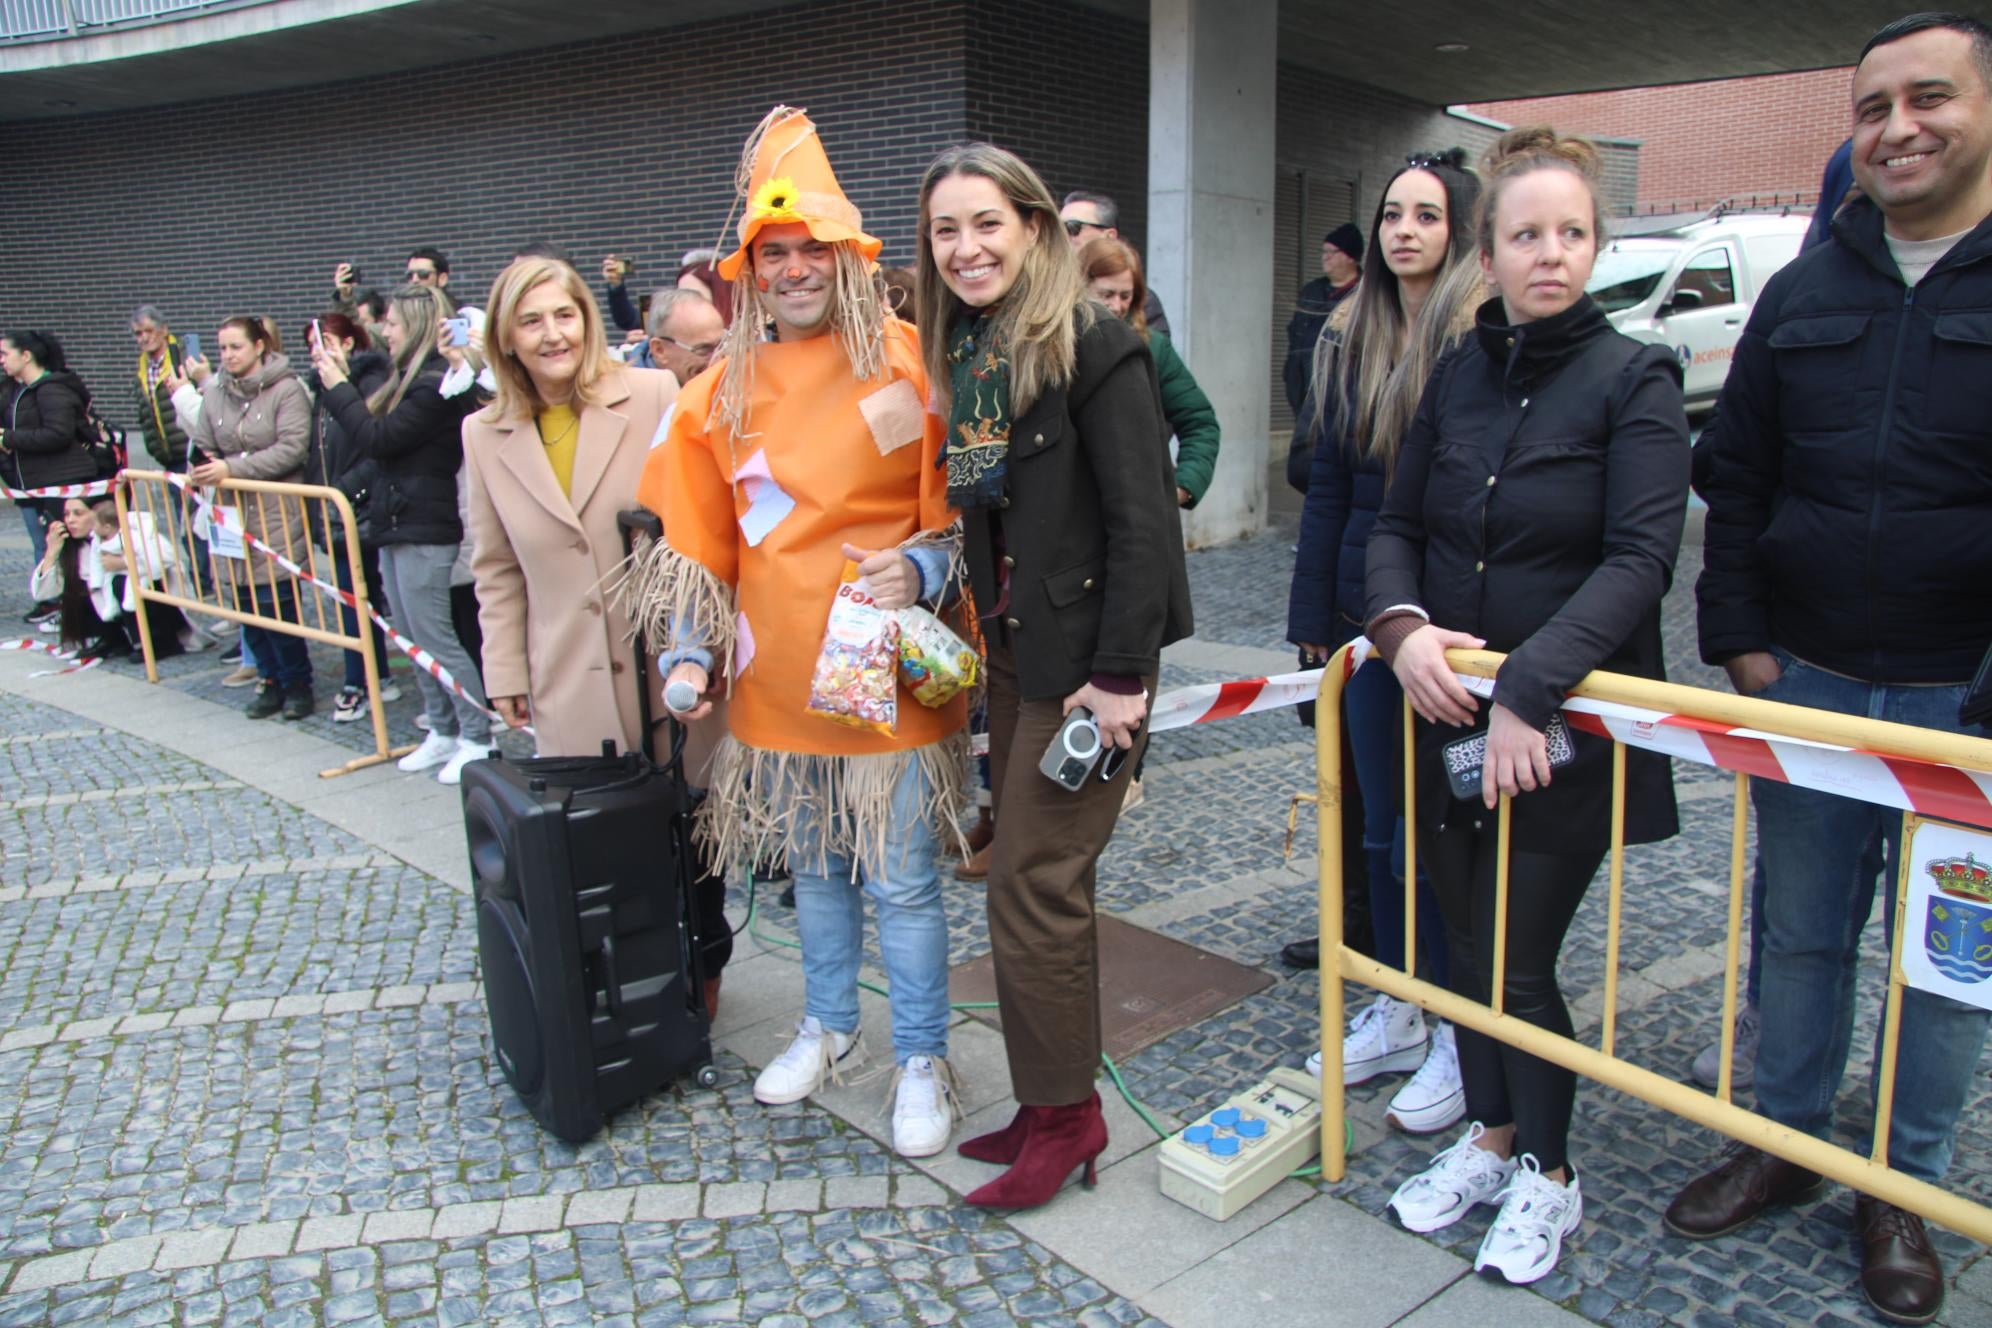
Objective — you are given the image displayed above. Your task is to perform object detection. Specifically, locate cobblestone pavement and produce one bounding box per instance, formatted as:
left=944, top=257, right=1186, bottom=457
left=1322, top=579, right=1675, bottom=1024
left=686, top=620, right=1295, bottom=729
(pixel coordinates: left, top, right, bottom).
left=4, top=510, right=1992, bottom=1327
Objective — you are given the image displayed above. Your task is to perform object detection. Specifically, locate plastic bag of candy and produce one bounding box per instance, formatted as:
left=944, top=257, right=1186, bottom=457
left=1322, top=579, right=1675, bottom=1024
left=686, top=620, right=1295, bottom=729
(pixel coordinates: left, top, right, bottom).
left=806, top=562, right=901, bottom=734
left=896, top=606, right=979, bottom=708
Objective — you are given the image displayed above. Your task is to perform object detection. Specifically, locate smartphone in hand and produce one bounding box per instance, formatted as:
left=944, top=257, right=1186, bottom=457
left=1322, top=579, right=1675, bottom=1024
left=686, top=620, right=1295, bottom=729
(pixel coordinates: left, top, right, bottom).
left=441, top=317, right=471, bottom=348
left=182, top=332, right=202, bottom=363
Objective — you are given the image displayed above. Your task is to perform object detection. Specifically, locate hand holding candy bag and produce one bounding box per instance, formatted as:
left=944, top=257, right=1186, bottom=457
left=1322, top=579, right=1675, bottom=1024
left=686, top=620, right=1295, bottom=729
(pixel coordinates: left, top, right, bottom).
left=897, top=606, right=979, bottom=707
left=806, top=562, right=901, bottom=734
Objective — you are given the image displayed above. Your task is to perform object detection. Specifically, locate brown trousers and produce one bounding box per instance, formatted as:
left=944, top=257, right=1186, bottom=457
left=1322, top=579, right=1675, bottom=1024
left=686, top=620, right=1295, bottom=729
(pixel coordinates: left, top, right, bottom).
left=984, top=642, right=1155, bottom=1105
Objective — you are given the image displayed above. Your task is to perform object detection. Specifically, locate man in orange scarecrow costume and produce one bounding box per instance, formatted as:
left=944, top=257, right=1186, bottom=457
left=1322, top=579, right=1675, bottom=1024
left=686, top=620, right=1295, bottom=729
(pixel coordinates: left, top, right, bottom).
left=624, top=107, right=968, bottom=1158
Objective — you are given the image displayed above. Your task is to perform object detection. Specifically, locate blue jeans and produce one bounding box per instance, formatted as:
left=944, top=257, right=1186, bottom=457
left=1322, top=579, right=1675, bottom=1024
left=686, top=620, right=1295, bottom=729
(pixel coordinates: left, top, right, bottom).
left=1342, top=643, right=1450, bottom=986
left=789, top=757, right=949, bottom=1064
left=238, top=587, right=311, bottom=688
left=1750, top=647, right=1990, bottom=1182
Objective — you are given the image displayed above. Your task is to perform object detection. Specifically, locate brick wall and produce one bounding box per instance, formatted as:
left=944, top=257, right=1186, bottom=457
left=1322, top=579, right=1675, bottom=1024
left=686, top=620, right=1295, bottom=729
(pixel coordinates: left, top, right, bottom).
left=1467, top=67, right=1850, bottom=212
left=0, top=0, right=976, bottom=430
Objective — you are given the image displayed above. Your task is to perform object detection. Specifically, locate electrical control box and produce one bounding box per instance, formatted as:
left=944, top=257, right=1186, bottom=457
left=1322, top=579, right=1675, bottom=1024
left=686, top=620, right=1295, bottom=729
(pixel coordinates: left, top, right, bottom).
left=1157, top=1067, right=1323, bottom=1221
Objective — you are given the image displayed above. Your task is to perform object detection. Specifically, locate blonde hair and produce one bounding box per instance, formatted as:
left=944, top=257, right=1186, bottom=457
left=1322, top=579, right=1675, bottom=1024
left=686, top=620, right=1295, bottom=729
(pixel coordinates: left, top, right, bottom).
left=915, top=143, right=1091, bottom=416
left=1312, top=150, right=1485, bottom=481
left=367, top=284, right=461, bottom=416
left=480, top=258, right=617, bottom=422
left=1477, top=125, right=1607, bottom=257
left=1076, top=235, right=1149, bottom=340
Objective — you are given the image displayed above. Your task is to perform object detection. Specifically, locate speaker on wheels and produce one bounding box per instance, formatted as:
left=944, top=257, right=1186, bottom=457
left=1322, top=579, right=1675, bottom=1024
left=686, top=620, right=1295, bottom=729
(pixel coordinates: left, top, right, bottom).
left=461, top=748, right=716, bottom=1143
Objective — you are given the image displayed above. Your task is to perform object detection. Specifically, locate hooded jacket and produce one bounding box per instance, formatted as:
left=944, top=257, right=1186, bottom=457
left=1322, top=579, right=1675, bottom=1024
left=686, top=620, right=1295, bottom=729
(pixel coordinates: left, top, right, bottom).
left=320, top=353, right=476, bottom=547
left=2, top=370, right=98, bottom=490
left=189, top=353, right=312, bottom=587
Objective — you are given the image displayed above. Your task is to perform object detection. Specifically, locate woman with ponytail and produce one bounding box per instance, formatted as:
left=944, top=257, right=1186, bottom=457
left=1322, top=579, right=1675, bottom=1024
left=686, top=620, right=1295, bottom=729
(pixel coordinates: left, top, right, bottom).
left=1364, top=127, right=1688, bottom=1285
left=1286, top=148, right=1484, bottom=1135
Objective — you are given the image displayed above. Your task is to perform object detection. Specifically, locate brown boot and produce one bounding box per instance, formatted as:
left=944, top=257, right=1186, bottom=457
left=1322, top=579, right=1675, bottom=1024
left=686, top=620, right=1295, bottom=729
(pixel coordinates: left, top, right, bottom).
left=950, top=809, right=994, bottom=860
left=955, top=839, right=993, bottom=882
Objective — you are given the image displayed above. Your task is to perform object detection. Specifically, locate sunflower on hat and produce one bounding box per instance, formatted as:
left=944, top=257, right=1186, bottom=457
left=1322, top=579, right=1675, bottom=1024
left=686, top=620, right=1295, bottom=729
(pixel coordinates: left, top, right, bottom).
left=749, top=177, right=804, bottom=227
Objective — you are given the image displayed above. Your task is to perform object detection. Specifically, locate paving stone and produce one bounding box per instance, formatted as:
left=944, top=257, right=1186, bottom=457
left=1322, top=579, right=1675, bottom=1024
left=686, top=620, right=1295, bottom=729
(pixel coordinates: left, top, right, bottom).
left=499, top=1196, right=567, bottom=1234
left=361, top=1210, right=434, bottom=1244
left=295, top=1216, right=365, bottom=1253
left=8, top=1247, right=94, bottom=1290
left=892, top=1177, right=948, bottom=1208
left=227, top=1222, right=296, bottom=1260
left=431, top=1203, right=503, bottom=1241
left=88, top=1236, right=162, bottom=1279
left=155, top=1227, right=236, bottom=1270
left=702, top=1182, right=766, bottom=1220
left=764, top=1181, right=823, bottom=1214
left=825, top=1178, right=891, bottom=1210
left=632, top=1186, right=702, bottom=1222
left=564, top=1189, right=636, bottom=1228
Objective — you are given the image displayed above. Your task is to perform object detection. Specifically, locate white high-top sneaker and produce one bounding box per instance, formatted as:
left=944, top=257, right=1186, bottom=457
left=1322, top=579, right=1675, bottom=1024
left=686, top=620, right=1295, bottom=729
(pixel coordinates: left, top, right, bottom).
left=1306, top=995, right=1429, bottom=1084
left=753, top=1016, right=862, bottom=1105
left=1386, top=1022, right=1466, bottom=1134
left=396, top=730, right=458, bottom=773
left=890, top=1055, right=957, bottom=1158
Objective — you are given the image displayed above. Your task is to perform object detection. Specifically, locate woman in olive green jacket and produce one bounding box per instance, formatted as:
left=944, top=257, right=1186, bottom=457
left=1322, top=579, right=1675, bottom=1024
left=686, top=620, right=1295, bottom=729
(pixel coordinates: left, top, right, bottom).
left=1076, top=237, right=1220, bottom=507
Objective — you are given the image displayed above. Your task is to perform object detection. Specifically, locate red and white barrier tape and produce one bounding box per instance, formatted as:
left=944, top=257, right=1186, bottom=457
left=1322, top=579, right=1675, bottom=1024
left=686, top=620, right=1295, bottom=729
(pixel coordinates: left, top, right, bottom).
left=1146, top=643, right=1992, bottom=831
left=2, top=478, right=119, bottom=502
left=1, top=637, right=102, bottom=676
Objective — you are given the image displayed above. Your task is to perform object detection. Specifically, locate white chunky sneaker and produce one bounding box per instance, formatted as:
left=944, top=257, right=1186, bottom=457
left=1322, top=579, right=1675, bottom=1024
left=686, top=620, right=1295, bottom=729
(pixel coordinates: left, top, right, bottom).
left=1387, top=1022, right=1467, bottom=1134
left=1307, top=995, right=1429, bottom=1084
left=1690, top=1002, right=1760, bottom=1092
left=1387, top=1121, right=1519, bottom=1234
left=1474, top=1155, right=1582, bottom=1285
left=437, top=739, right=494, bottom=785
left=890, top=1055, right=957, bottom=1158
left=397, top=731, right=458, bottom=773
left=754, top=1016, right=862, bottom=1105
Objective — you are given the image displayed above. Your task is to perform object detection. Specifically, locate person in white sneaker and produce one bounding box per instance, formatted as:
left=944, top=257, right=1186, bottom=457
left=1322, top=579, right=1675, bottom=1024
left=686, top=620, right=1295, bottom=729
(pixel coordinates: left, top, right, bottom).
left=628, top=110, right=967, bottom=1157
left=1365, top=126, right=1689, bottom=1288
left=1387, top=1120, right=1516, bottom=1233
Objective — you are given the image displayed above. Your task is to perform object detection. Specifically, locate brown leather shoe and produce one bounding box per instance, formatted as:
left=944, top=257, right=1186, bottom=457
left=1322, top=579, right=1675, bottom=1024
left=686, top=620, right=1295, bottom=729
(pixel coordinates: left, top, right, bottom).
left=955, top=840, right=993, bottom=882
left=1855, top=1196, right=1945, bottom=1324
left=1663, top=1146, right=1826, bottom=1239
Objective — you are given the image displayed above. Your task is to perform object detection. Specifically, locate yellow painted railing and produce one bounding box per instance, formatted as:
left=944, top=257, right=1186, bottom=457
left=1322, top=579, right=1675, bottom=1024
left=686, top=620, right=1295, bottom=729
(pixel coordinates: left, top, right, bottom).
left=1314, top=644, right=1992, bottom=1245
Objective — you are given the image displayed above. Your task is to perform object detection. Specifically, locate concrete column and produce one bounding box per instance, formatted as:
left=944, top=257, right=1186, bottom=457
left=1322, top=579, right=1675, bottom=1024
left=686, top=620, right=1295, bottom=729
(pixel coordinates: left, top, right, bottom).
left=1147, top=0, right=1276, bottom=548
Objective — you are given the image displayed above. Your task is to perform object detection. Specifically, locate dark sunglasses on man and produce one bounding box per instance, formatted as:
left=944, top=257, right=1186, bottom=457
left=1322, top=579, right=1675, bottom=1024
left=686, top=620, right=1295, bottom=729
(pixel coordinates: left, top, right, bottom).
left=1063, top=219, right=1104, bottom=237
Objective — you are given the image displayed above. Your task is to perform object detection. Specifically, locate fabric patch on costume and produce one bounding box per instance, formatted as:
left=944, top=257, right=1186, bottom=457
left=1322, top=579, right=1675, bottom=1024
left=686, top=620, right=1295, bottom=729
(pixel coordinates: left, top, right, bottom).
left=733, top=448, right=796, bottom=547
left=734, top=610, right=757, bottom=678
left=649, top=402, right=676, bottom=450
left=858, top=379, right=925, bottom=456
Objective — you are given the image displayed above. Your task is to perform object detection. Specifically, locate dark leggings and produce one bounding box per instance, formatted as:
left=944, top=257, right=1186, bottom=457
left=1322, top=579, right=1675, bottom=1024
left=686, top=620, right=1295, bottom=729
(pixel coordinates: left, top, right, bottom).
left=1423, top=818, right=1603, bottom=1174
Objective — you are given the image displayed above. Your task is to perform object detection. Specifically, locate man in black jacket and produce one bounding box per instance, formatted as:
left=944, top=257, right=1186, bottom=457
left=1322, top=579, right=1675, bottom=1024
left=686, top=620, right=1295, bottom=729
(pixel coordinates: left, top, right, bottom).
left=1670, top=16, right=1992, bottom=1324
left=1282, top=222, right=1363, bottom=420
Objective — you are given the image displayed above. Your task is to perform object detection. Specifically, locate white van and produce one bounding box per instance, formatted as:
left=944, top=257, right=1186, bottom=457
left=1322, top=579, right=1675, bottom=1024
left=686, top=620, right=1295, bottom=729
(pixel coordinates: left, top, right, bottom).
left=1587, top=212, right=1812, bottom=409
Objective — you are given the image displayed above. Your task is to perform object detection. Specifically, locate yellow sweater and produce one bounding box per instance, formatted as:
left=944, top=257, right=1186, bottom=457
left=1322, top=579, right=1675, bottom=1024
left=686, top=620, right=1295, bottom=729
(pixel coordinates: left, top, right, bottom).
left=537, top=404, right=578, bottom=496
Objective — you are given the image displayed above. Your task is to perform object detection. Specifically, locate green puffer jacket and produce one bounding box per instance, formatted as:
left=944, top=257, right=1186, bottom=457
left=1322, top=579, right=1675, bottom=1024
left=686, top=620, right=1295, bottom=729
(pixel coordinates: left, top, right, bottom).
left=134, top=336, right=190, bottom=467
left=1147, top=331, right=1220, bottom=507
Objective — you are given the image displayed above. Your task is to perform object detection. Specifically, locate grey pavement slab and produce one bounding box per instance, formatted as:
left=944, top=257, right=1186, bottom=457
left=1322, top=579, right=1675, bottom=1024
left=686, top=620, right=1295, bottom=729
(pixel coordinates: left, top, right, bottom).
left=1395, top=1270, right=1598, bottom=1327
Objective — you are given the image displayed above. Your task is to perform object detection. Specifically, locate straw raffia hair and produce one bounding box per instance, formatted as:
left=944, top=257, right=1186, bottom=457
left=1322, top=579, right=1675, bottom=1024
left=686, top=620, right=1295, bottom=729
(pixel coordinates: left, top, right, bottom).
left=480, top=257, right=618, bottom=422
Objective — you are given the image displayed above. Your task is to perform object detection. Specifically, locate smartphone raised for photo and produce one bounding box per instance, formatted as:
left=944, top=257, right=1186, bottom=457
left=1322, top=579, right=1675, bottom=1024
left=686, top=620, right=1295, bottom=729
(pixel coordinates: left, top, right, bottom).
left=442, top=317, right=471, bottom=348
left=182, top=332, right=202, bottom=363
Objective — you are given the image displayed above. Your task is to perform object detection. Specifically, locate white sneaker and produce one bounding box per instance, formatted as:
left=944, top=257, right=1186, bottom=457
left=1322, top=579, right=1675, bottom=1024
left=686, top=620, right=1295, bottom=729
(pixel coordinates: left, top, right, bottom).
left=1387, top=1121, right=1518, bottom=1233
left=1474, top=1155, right=1582, bottom=1285
left=890, top=1055, right=957, bottom=1158
left=754, top=1016, right=862, bottom=1105
left=397, top=731, right=458, bottom=773
left=1388, top=1022, right=1467, bottom=1134
left=437, top=739, right=494, bottom=785
left=1690, top=1002, right=1760, bottom=1092
left=1307, top=995, right=1428, bottom=1084
left=379, top=680, right=403, bottom=702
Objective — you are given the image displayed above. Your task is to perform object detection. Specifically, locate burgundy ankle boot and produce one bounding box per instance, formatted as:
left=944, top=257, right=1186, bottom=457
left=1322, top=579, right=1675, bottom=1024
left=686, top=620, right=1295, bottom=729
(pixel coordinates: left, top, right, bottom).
left=957, top=1105, right=1038, bottom=1164
left=965, top=1093, right=1108, bottom=1210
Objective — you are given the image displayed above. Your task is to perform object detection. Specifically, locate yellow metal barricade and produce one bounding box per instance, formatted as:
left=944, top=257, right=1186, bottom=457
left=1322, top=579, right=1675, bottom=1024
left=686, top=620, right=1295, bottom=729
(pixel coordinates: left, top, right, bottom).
left=114, top=470, right=407, bottom=778
left=1314, top=644, right=1992, bottom=1245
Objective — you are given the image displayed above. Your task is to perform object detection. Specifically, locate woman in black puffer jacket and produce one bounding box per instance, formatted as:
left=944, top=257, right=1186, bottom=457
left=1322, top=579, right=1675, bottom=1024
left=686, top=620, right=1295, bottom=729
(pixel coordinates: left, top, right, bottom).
left=303, top=310, right=395, bottom=723
left=2, top=330, right=99, bottom=560
left=314, top=285, right=489, bottom=782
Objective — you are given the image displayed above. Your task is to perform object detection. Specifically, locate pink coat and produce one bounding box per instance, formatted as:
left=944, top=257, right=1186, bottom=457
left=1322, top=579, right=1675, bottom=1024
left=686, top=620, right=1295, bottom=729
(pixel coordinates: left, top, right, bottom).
left=463, top=366, right=721, bottom=779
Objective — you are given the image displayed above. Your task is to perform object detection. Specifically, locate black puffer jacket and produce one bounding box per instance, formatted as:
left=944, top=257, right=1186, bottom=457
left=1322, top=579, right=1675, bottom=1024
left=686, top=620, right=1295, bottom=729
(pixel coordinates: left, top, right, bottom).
left=1365, top=296, right=1690, bottom=853
left=319, top=354, right=476, bottom=547
left=1697, top=197, right=1992, bottom=683
left=2, top=371, right=97, bottom=490
left=305, top=350, right=391, bottom=546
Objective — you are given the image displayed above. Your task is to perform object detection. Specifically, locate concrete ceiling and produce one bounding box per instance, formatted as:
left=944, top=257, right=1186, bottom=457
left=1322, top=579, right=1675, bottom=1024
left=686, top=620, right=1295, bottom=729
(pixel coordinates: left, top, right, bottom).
left=0, top=0, right=1921, bottom=122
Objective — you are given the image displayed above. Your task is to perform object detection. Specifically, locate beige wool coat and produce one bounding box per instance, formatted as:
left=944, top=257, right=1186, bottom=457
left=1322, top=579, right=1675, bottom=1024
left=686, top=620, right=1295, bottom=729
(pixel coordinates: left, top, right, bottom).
left=464, top=365, right=720, bottom=778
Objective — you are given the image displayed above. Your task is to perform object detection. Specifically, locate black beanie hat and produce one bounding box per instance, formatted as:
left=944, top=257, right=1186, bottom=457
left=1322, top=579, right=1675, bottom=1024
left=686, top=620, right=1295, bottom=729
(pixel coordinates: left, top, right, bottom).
left=1322, top=222, right=1365, bottom=265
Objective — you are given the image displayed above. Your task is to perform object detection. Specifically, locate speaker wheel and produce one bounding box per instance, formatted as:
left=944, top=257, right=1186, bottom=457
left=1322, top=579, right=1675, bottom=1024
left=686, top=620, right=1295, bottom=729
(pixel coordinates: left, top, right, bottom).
left=694, top=1064, right=719, bottom=1089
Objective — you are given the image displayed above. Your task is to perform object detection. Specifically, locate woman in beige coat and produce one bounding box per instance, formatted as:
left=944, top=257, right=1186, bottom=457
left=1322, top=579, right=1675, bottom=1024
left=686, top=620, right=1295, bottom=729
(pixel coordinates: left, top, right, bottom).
left=188, top=315, right=315, bottom=719
left=462, top=256, right=732, bottom=1006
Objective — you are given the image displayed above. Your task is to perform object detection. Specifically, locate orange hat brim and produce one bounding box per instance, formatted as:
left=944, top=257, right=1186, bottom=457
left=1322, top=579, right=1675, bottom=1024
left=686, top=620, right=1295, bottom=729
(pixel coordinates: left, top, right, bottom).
left=718, top=216, right=883, bottom=282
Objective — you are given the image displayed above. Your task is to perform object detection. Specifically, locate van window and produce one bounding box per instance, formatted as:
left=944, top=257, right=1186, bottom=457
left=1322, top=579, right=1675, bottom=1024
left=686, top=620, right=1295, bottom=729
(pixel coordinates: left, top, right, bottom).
left=1587, top=247, right=1676, bottom=313
left=1670, top=248, right=1737, bottom=310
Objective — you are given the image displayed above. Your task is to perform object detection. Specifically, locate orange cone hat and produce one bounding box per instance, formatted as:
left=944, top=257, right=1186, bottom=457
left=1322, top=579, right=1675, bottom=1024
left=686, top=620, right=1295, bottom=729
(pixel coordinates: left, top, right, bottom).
left=718, top=106, right=882, bottom=281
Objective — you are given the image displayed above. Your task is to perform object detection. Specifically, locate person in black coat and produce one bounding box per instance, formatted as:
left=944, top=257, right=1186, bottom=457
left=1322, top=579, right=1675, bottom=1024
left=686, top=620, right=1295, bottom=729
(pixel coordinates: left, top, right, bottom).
left=312, top=285, right=490, bottom=780
left=1362, top=128, right=1689, bottom=1286
left=1, top=330, right=99, bottom=562
left=916, top=143, right=1190, bottom=1212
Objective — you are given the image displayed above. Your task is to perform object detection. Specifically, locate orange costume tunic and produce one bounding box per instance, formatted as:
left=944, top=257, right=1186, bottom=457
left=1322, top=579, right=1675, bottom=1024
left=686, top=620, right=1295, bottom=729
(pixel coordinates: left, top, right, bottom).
left=631, top=319, right=967, bottom=874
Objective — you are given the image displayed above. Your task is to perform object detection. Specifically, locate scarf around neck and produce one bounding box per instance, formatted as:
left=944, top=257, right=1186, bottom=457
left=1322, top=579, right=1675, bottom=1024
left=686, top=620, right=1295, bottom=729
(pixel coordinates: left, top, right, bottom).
left=942, top=311, right=1012, bottom=509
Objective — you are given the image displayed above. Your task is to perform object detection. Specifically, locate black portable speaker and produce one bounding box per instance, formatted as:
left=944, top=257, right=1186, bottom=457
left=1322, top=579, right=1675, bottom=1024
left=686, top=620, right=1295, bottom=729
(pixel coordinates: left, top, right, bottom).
left=461, top=746, right=717, bottom=1143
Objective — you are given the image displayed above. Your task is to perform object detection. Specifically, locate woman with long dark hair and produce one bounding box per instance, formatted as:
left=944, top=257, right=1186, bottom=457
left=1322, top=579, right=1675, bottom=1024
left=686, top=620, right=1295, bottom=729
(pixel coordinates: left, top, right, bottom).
left=313, top=285, right=486, bottom=781
left=2, top=330, right=98, bottom=625
left=1286, top=150, right=1485, bottom=1137
left=916, top=142, right=1191, bottom=1210
left=1364, top=127, right=1688, bottom=1284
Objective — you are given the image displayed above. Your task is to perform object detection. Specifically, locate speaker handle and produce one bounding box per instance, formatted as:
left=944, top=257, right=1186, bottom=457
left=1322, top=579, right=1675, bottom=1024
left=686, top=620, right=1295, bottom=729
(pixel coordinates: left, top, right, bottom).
left=598, top=933, right=626, bottom=1021
left=619, top=508, right=691, bottom=780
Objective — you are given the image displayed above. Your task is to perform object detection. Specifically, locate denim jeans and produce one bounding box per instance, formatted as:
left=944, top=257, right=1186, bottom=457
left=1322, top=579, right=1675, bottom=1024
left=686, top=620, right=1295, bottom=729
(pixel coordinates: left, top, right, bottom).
left=334, top=542, right=389, bottom=691
left=1749, top=647, right=1990, bottom=1182
left=788, top=757, right=949, bottom=1065
left=1343, top=650, right=1450, bottom=986
left=238, top=588, right=312, bottom=688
